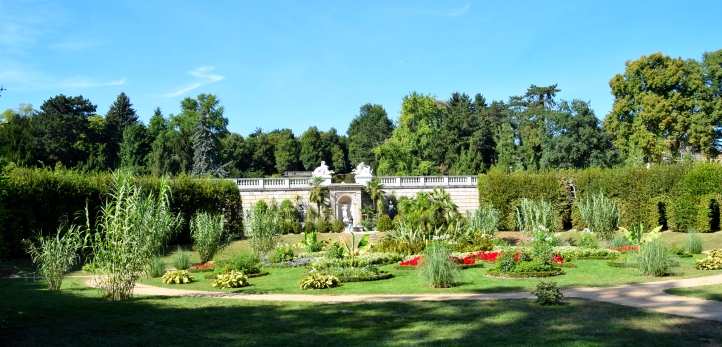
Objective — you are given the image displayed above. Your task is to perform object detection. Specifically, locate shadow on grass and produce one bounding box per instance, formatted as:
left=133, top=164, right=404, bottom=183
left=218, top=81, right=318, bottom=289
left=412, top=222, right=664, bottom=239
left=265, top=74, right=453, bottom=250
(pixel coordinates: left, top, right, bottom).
left=2, top=278, right=722, bottom=346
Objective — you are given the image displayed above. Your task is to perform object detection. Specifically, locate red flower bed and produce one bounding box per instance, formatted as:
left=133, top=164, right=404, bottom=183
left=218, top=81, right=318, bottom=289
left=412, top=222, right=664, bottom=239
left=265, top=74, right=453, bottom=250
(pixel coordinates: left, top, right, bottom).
left=190, top=261, right=215, bottom=271
left=473, top=251, right=501, bottom=262
left=399, top=255, right=422, bottom=267
left=552, top=254, right=564, bottom=265
left=612, top=245, right=640, bottom=253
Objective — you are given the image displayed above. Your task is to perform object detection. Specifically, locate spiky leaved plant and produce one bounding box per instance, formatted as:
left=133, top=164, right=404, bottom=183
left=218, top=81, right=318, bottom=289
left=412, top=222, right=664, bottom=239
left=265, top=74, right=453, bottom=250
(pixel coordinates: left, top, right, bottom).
left=191, top=212, right=226, bottom=263
left=26, top=224, right=85, bottom=291
left=576, top=192, right=619, bottom=240
left=90, top=171, right=180, bottom=300
left=245, top=200, right=281, bottom=257
left=419, top=241, right=458, bottom=288
left=466, top=204, right=500, bottom=238
left=515, top=198, right=556, bottom=234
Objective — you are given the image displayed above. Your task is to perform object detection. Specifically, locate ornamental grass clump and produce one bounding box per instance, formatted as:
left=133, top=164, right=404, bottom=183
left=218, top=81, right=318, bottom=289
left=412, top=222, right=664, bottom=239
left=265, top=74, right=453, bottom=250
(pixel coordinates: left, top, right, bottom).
left=148, top=257, right=166, bottom=278
left=191, top=212, right=226, bottom=263
left=636, top=239, right=678, bottom=276
left=25, top=225, right=85, bottom=291
left=419, top=241, right=458, bottom=288
left=515, top=198, right=556, bottom=234
left=576, top=192, right=619, bottom=240
left=686, top=232, right=703, bottom=255
left=90, top=172, right=180, bottom=300
left=173, top=247, right=192, bottom=270
left=245, top=201, right=281, bottom=257
left=466, top=205, right=499, bottom=237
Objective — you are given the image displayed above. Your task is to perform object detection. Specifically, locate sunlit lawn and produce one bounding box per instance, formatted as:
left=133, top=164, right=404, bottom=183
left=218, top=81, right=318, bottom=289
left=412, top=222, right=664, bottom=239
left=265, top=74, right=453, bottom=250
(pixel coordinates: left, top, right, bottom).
left=667, top=285, right=722, bottom=302
left=3, top=278, right=722, bottom=346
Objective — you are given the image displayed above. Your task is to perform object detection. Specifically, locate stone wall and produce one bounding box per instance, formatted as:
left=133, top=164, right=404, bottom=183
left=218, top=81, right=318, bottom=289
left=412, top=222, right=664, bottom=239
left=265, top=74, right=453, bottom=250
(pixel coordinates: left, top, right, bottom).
left=381, top=187, right=480, bottom=214
left=239, top=189, right=311, bottom=215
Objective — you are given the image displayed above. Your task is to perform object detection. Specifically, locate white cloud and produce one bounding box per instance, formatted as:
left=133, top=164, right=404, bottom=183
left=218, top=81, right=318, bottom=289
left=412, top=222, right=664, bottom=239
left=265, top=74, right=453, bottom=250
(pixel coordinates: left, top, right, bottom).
left=163, top=66, right=225, bottom=97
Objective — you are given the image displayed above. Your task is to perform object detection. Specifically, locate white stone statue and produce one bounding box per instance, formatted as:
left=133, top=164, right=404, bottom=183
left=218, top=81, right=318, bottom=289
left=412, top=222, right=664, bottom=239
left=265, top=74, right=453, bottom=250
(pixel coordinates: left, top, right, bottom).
left=312, top=161, right=334, bottom=178
left=341, top=203, right=351, bottom=224
left=353, top=162, right=373, bottom=185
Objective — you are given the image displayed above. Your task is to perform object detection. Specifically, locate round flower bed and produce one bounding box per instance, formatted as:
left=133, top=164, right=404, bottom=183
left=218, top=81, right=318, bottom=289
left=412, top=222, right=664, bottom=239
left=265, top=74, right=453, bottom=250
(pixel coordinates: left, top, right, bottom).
left=485, top=269, right=564, bottom=278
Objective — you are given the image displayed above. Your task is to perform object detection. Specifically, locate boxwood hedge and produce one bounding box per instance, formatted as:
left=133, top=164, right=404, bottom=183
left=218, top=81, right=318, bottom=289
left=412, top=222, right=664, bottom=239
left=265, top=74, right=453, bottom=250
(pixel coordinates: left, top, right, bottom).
left=0, top=167, right=242, bottom=258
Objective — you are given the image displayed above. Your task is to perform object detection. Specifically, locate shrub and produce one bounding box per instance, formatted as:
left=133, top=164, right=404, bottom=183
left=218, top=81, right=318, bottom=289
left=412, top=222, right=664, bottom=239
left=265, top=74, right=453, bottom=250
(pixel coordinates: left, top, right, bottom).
left=496, top=250, right=518, bottom=273
left=25, top=224, right=85, bottom=291
left=381, top=221, right=426, bottom=255
left=173, top=248, right=191, bottom=270
left=299, top=272, right=340, bottom=289
left=695, top=249, right=722, bottom=270
left=161, top=270, right=193, bottom=284
left=191, top=212, right=226, bottom=263
left=530, top=229, right=557, bottom=264
left=90, top=172, right=180, bottom=300
left=609, top=234, right=630, bottom=248
left=245, top=201, right=280, bottom=257
left=301, top=231, right=324, bottom=253
left=325, top=241, right=345, bottom=259
left=316, top=218, right=332, bottom=233
left=686, top=232, right=703, bottom=255
left=271, top=244, right=294, bottom=263
left=212, top=270, right=249, bottom=288
left=576, top=192, right=619, bottom=240
left=218, top=253, right=262, bottom=275
left=467, top=205, right=499, bottom=237
left=553, top=246, right=620, bottom=260
left=622, top=224, right=645, bottom=245
left=376, top=214, right=393, bottom=232
left=636, top=239, right=678, bottom=276
left=532, top=281, right=564, bottom=305
left=312, top=253, right=402, bottom=269
left=578, top=232, right=599, bottom=249
left=331, top=219, right=346, bottom=233
left=148, top=257, right=166, bottom=278
left=278, top=199, right=302, bottom=234
left=418, top=241, right=458, bottom=288
left=515, top=198, right=557, bottom=233
left=324, top=265, right=392, bottom=282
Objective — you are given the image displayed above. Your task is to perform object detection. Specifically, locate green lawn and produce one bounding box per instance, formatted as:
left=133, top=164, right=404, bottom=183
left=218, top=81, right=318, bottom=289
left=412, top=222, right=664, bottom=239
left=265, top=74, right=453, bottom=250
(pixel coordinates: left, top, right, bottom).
left=3, top=278, right=722, bottom=346
left=666, top=285, right=722, bottom=302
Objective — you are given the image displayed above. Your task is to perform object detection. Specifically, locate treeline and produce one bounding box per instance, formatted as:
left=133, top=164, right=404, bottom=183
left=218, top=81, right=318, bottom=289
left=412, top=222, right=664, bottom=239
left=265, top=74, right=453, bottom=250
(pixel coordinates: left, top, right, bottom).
left=1, top=49, right=721, bottom=176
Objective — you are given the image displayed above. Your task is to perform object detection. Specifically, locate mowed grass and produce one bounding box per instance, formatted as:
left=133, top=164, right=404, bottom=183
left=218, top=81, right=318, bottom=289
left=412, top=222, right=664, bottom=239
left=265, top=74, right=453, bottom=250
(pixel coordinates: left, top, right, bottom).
left=3, top=278, right=722, bottom=346
left=667, top=285, right=722, bottom=302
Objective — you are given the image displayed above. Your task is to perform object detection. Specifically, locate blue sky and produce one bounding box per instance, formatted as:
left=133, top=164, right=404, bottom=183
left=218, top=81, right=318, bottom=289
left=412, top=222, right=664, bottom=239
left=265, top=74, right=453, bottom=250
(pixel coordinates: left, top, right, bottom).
left=1, top=0, right=721, bottom=135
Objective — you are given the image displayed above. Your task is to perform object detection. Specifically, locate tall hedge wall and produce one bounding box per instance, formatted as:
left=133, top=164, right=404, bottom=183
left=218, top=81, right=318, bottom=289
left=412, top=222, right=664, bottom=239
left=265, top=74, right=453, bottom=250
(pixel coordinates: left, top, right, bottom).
left=478, top=163, right=722, bottom=233
left=0, top=167, right=243, bottom=258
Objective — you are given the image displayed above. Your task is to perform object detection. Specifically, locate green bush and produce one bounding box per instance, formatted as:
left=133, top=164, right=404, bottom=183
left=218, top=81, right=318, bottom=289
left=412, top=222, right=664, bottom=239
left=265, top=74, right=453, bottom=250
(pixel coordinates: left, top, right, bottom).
left=576, top=192, right=619, bottom=240
left=217, top=253, right=262, bottom=275
left=532, top=281, right=564, bottom=305
left=331, top=219, right=346, bottom=233
left=376, top=214, right=393, bottom=232
left=578, top=232, right=599, bottom=249
left=324, top=265, right=392, bottom=282
left=301, top=231, right=324, bottom=253
left=0, top=167, right=242, bottom=258
left=191, top=212, right=226, bottom=263
left=245, top=201, right=280, bottom=257
left=270, top=244, right=294, bottom=263
left=553, top=246, right=619, bottom=260
left=25, top=224, right=85, bottom=291
left=609, top=234, right=630, bottom=248
left=278, top=199, right=302, bottom=234
left=466, top=204, right=499, bottom=237
left=148, top=257, right=166, bottom=278
left=636, top=239, right=678, bottom=276
left=516, top=198, right=557, bottom=233
left=161, top=270, right=193, bottom=284
left=173, top=248, right=192, bottom=270
left=418, top=241, right=458, bottom=288
left=212, top=270, right=249, bottom=288
left=696, top=249, right=722, bottom=270
left=325, top=241, right=345, bottom=259
left=312, top=253, right=402, bottom=269
left=299, top=272, right=340, bottom=289
left=686, top=232, right=703, bottom=255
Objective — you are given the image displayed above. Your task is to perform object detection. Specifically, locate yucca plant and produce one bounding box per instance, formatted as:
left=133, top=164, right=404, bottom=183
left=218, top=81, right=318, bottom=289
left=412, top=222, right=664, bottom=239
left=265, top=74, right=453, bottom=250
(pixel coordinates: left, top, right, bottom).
left=25, top=224, right=85, bottom=291
left=419, top=241, right=458, bottom=288
left=191, top=212, right=226, bottom=263
left=576, top=192, right=619, bottom=240
left=89, top=171, right=180, bottom=300
left=515, top=198, right=556, bottom=234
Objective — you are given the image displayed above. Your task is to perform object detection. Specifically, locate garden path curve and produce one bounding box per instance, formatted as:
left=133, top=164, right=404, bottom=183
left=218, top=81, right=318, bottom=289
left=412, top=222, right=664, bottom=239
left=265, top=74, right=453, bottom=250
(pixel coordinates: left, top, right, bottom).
left=91, top=273, right=722, bottom=323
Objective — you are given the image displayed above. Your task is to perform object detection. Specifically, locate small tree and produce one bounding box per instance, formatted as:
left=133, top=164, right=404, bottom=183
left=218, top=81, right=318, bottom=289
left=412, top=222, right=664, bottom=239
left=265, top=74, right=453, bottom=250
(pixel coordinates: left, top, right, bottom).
left=90, top=172, right=180, bottom=300
left=26, top=225, right=85, bottom=291
left=191, top=212, right=226, bottom=263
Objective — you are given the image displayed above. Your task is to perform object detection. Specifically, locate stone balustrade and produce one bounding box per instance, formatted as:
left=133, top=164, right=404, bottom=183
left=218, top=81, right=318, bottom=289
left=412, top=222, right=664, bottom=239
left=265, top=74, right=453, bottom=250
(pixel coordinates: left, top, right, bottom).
left=233, top=175, right=477, bottom=190
left=234, top=177, right=312, bottom=190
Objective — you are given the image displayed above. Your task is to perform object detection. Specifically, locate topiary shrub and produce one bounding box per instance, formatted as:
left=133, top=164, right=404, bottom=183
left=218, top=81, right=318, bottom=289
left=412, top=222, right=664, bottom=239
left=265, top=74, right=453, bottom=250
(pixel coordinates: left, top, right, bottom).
left=532, top=281, right=564, bottom=305
left=212, top=270, right=249, bottom=288
left=161, top=270, right=193, bottom=284
left=636, top=239, right=678, bottom=276
left=418, top=241, right=458, bottom=288
left=299, top=272, right=340, bottom=289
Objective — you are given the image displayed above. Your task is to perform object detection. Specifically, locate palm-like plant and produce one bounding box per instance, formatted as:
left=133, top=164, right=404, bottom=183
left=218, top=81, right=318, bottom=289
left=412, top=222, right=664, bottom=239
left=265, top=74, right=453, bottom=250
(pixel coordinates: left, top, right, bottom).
left=366, top=178, right=384, bottom=215
left=309, top=176, right=328, bottom=216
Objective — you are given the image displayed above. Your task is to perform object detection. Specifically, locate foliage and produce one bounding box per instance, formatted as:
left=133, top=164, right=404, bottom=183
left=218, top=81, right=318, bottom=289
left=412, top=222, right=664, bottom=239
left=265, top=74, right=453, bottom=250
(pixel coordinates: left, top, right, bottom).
left=245, top=201, right=280, bottom=257
left=578, top=232, right=599, bottom=249
left=347, top=104, right=393, bottom=167
left=686, top=232, right=703, bottom=255
left=576, top=193, right=619, bottom=240
left=173, top=248, right=191, bottom=270
left=25, top=225, right=85, bottom=291
left=376, top=214, right=393, bottom=232
left=271, top=244, right=295, bottom=263
left=695, top=249, right=722, bottom=270
left=161, top=270, right=193, bottom=284
left=530, top=229, right=558, bottom=264
left=148, top=257, right=166, bottom=278
left=609, top=234, right=630, bottom=248
left=418, top=241, right=458, bottom=288
left=312, top=253, right=402, bottom=269
left=532, top=281, right=564, bottom=305
left=340, top=233, right=370, bottom=259
left=516, top=198, right=557, bottom=233
left=217, top=253, right=262, bottom=275
left=191, top=212, right=226, bottom=263
left=278, top=199, right=302, bottom=234
left=325, top=241, right=346, bottom=259
left=466, top=205, right=499, bottom=237
left=212, top=270, right=249, bottom=288
left=323, top=265, right=392, bottom=283
left=299, top=272, right=340, bottom=290
left=553, top=246, right=620, bottom=260
left=301, top=231, right=324, bottom=252
left=90, top=172, right=180, bottom=300
left=635, top=239, right=678, bottom=276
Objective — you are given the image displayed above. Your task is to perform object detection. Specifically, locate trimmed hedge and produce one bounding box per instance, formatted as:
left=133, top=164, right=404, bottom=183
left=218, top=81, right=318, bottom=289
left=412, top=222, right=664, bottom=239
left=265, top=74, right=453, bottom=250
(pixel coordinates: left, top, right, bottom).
left=479, top=163, right=722, bottom=232
left=0, top=167, right=242, bottom=258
